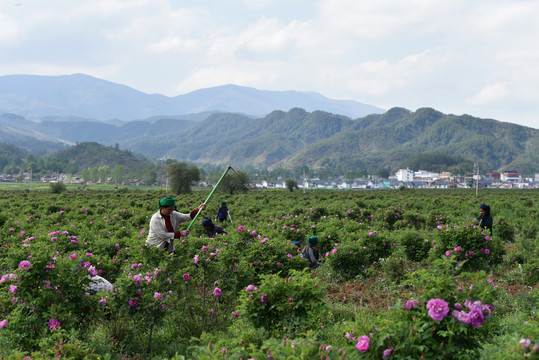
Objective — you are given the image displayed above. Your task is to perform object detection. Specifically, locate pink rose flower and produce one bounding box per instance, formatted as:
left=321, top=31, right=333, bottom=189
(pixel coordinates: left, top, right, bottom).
left=18, top=260, right=32, bottom=270
left=49, top=318, right=60, bottom=330
left=355, top=335, right=370, bottom=353
left=426, top=298, right=449, bottom=321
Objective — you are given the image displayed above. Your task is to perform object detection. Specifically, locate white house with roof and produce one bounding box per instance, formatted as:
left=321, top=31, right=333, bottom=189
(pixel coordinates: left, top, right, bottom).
left=414, top=170, right=439, bottom=182
left=501, top=172, right=522, bottom=182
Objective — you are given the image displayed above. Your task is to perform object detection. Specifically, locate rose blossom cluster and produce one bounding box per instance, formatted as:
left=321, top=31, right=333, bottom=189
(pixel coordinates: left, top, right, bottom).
left=452, top=299, right=492, bottom=328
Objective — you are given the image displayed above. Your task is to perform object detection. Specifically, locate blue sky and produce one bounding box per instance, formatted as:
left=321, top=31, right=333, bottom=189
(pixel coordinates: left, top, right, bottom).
left=0, top=0, right=538, bottom=128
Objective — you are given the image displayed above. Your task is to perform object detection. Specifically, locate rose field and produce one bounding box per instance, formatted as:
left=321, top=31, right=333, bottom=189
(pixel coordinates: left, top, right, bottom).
left=0, top=188, right=537, bottom=359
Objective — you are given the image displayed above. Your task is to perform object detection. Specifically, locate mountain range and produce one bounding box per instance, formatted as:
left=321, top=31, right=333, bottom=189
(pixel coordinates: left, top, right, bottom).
left=0, top=74, right=537, bottom=175
left=0, top=74, right=384, bottom=120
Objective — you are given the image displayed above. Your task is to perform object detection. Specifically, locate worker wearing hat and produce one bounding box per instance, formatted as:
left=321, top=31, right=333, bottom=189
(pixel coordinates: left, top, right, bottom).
left=146, top=196, right=206, bottom=253
left=302, top=236, right=321, bottom=269
left=201, top=217, right=227, bottom=237
left=216, top=200, right=229, bottom=223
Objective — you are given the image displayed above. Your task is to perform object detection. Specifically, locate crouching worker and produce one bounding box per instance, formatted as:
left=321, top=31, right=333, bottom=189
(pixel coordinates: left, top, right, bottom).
left=201, top=217, right=227, bottom=237
left=303, top=236, right=321, bottom=269
left=146, top=196, right=206, bottom=253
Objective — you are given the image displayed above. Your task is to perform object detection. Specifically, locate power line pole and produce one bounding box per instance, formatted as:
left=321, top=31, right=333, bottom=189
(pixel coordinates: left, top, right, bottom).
left=474, top=162, right=479, bottom=196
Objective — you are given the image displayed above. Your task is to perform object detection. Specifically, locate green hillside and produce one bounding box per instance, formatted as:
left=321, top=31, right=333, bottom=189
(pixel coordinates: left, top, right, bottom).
left=44, top=142, right=146, bottom=171
left=1, top=106, right=537, bottom=175
left=282, top=108, right=537, bottom=173
left=156, top=107, right=537, bottom=174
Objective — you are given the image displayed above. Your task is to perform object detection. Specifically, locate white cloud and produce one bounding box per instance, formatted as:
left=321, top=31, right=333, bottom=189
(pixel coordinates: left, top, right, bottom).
left=0, top=0, right=538, bottom=127
left=0, top=13, right=20, bottom=43
left=316, top=0, right=464, bottom=40
left=465, top=83, right=509, bottom=105
left=239, top=17, right=297, bottom=54
left=148, top=37, right=200, bottom=53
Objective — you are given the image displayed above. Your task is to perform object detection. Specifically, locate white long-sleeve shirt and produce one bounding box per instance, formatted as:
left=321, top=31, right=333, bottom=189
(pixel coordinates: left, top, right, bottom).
left=145, top=210, right=192, bottom=251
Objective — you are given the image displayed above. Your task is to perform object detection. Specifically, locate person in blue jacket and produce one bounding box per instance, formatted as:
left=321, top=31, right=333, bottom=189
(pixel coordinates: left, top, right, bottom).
left=216, top=200, right=229, bottom=223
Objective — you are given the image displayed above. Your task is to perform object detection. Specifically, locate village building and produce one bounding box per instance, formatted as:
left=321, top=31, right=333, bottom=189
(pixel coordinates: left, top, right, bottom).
left=395, top=168, right=414, bottom=182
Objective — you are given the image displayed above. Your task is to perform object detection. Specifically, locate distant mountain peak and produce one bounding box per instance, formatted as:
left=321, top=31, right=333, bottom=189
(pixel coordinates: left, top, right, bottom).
left=0, top=73, right=385, bottom=121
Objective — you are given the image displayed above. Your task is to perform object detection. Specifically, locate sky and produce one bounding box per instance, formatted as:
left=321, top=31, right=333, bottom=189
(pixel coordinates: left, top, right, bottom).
left=0, top=0, right=538, bottom=128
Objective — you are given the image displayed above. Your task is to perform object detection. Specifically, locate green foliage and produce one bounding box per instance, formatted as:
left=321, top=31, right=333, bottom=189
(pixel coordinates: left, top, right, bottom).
left=219, top=170, right=249, bottom=195
left=495, top=216, right=516, bottom=242
left=45, top=142, right=145, bottom=172
left=363, top=258, right=501, bottom=359
left=0, top=189, right=537, bottom=359
left=403, top=152, right=470, bottom=173
left=431, top=221, right=505, bottom=271
left=399, top=230, right=431, bottom=262
left=285, top=178, right=298, bottom=192
left=237, top=270, right=328, bottom=337
left=380, top=254, right=409, bottom=283
left=326, top=244, right=369, bottom=279
left=49, top=182, right=67, bottom=193
left=168, top=162, right=200, bottom=194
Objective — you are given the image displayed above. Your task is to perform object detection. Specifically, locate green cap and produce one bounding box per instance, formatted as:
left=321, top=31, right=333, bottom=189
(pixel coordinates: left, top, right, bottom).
left=220, top=200, right=227, bottom=205
left=307, top=236, right=318, bottom=244
left=158, top=196, right=176, bottom=209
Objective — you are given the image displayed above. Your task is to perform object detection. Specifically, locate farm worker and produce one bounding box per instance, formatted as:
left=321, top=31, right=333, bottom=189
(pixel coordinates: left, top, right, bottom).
left=201, top=217, right=227, bottom=237
left=290, top=241, right=302, bottom=255
left=302, top=236, right=321, bottom=269
left=477, top=204, right=493, bottom=235
left=146, top=196, right=206, bottom=253
left=216, top=200, right=229, bottom=223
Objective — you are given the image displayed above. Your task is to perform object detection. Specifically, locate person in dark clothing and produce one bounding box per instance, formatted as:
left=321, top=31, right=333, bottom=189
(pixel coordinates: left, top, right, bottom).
left=201, top=217, right=227, bottom=237
left=216, top=201, right=229, bottom=223
left=302, top=236, right=320, bottom=269
left=477, top=204, right=493, bottom=235
left=290, top=241, right=302, bottom=256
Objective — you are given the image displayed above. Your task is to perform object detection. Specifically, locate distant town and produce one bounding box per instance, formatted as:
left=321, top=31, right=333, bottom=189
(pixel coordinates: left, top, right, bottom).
left=252, top=170, right=538, bottom=190
left=3, top=169, right=536, bottom=190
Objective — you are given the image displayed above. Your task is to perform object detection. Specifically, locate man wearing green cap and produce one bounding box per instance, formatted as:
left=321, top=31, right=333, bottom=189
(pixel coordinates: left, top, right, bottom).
left=302, top=236, right=321, bottom=269
left=146, top=196, right=206, bottom=253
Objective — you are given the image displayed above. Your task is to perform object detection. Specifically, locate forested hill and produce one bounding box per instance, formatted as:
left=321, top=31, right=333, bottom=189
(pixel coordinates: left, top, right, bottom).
left=46, top=142, right=146, bottom=171
left=0, top=107, right=537, bottom=174
left=158, top=107, right=537, bottom=174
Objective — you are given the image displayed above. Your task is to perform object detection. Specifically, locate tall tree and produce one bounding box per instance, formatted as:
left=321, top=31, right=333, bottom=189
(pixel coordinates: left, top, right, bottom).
left=98, top=166, right=111, bottom=184
left=285, top=178, right=298, bottom=192
left=81, top=168, right=90, bottom=184
left=168, top=162, right=200, bottom=194
left=219, top=170, right=249, bottom=195
left=142, top=164, right=157, bottom=185
left=111, top=165, right=125, bottom=185
left=89, top=167, right=99, bottom=183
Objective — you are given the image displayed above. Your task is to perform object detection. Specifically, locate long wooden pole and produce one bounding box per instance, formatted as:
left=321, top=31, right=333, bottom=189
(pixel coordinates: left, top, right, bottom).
left=187, top=165, right=239, bottom=230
